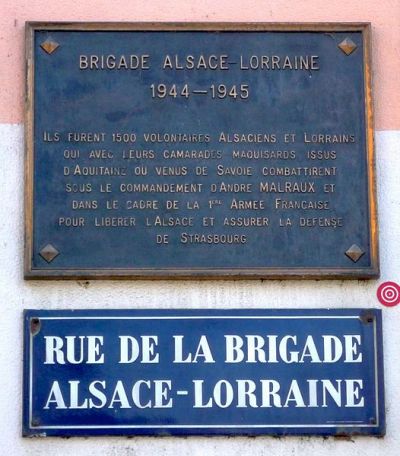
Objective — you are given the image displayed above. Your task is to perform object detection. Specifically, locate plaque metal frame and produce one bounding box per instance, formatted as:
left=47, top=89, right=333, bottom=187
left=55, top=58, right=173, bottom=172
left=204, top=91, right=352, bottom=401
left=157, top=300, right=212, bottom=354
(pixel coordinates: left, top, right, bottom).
left=24, top=22, right=378, bottom=280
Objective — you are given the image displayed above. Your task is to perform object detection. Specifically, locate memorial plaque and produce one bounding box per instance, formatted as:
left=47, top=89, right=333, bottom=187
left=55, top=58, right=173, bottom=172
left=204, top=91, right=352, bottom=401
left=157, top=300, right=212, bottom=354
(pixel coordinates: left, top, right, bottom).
left=25, top=23, right=378, bottom=279
left=23, top=308, right=385, bottom=437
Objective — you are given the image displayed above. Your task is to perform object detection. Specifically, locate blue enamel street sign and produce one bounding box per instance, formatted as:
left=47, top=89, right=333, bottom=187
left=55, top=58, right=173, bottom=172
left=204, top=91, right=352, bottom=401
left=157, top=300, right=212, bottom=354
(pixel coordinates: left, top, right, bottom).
left=23, top=309, right=384, bottom=437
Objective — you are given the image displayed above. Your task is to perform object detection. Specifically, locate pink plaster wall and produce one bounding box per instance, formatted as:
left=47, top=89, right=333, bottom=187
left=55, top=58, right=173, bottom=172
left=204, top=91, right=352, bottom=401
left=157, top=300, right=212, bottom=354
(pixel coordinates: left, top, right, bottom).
left=0, top=0, right=399, bottom=128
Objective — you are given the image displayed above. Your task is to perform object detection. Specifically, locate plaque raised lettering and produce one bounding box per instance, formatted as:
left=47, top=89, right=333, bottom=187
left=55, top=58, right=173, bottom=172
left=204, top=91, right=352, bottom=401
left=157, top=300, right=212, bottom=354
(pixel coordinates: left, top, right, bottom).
left=25, top=23, right=378, bottom=278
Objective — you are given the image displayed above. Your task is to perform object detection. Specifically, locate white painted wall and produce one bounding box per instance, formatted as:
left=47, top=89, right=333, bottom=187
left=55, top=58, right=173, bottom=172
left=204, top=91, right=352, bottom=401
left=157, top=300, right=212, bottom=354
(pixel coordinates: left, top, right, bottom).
left=0, top=124, right=399, bottom=454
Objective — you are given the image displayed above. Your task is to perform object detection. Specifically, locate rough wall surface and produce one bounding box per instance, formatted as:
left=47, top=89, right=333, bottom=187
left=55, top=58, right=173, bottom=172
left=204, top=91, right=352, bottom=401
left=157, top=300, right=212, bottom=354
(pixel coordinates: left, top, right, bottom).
left=0, top=1, right=399, bottom=455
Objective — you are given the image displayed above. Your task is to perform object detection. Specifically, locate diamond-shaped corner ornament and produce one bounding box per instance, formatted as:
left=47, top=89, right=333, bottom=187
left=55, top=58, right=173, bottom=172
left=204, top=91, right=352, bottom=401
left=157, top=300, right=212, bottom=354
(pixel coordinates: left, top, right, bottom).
left=345, top=244, right=365, bottom=263
left=338, top=37, right=357, bottom=56
left=39, top=244, right=60, bottom=263
left=40, top=38, right=60, bottom=55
